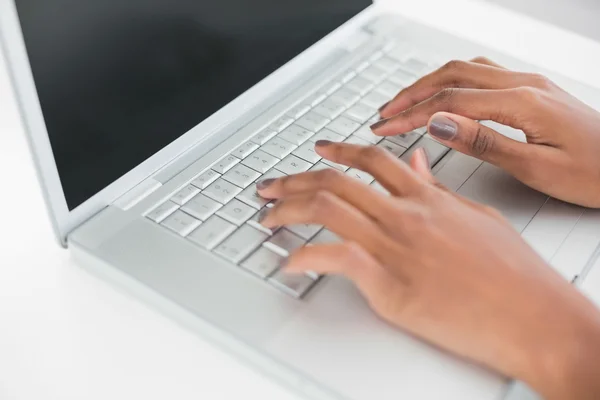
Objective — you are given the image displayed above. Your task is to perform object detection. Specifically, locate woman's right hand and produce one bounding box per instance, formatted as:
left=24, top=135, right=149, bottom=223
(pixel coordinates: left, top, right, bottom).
left=374, top=57, right=600, bottom=208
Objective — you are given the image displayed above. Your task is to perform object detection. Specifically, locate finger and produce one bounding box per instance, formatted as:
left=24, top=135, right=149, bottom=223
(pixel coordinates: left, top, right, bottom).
left=312, top=141, right=428, bottom=198
left=409, top=148, right=507, bottom=222
left=284, top=242, right=411, bottom=296
left=372, top=87, right=536, bottom=136
left=424, top=112, right=545, bottom=184
left=257, top=167, right=397, bottom=223
left=469, top=56, right=506, bottom=69
left=260, top=192, right=401, bottom=264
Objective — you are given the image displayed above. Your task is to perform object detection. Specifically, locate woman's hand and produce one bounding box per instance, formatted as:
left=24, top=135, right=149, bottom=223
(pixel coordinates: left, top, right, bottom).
left=257, top=142, right=600, bottom=400
left=375, top=57, right=600, bottom=208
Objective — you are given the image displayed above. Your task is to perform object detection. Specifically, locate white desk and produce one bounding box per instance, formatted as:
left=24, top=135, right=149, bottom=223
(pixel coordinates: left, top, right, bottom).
left=2, top=1, right=600, bottom=399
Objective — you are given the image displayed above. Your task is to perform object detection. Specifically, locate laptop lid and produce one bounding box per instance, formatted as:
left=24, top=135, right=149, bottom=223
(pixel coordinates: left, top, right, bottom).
left=0, top=0, right=373, bottom=246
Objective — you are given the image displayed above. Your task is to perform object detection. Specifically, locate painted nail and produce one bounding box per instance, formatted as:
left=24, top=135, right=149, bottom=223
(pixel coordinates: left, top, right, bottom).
left=429, top=115, right=458, bottom=141
left=256, top=178, right=275, bottom=190
left=378, top=101, right=391, bottom=113
left=370, top=118, right=389, bottom=131
left=315, top=140, right=333, bottom=147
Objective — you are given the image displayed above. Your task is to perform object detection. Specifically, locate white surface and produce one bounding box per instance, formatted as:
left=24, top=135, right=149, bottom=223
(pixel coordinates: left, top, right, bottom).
left=2, top=1, right=600, bottom=399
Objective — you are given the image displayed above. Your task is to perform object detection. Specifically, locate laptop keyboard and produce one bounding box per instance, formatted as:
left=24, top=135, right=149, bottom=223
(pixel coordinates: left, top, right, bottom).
left=145, top=41, right=451, bottom=299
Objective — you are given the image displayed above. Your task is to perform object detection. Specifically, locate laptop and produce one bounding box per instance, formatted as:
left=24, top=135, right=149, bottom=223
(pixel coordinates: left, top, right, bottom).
left=2, top=0, right=600, bottom=399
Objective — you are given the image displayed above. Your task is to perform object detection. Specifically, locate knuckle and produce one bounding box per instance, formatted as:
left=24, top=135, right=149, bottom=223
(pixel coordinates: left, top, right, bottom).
left=514, top=86, right=544, bottom=104
left=309, top=190, right=336, bottom=219
left=434, top=88, right=458, bottom=110
left=470, top=56, right=493, bottom=64
left=316, top=168, right=343, bottom=187
left=526, top=73, right=555, bottom=90
left=469, top=125, right=495, bottom=157
left=441, top=59, right=466, bottom=72
left=358, top=145, right=387, bottom=166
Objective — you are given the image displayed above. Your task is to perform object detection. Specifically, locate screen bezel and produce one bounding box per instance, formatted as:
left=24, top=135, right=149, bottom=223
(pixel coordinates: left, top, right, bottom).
left=0, top=0, right=375, bottom=246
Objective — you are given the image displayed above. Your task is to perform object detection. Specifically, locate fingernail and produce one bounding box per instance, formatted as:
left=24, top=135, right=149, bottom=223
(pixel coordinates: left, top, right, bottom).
left=429, top=115, right=458, bottom=141
left=370, top=118, right=389, bottom=131
left=256, top=178, right=275, bottom=190
left=315, top=140, right=333, bottom=147
left=378, top=101, right=390, bottom=113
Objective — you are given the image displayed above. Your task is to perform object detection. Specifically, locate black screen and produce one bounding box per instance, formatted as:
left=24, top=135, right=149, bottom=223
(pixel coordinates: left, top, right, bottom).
left=15, top=0, right=370, bottom=210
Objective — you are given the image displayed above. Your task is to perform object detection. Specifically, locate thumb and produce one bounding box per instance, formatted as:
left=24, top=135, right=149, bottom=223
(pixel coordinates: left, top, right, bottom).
left=427, top=112, right=530, bottom=171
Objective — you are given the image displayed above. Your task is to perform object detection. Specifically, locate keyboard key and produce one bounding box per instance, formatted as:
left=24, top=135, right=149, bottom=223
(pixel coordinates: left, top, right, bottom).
left=275, top=155, right=312, bottom=175
left=223, top=164, right=261, bottom=188
left=237, top=185, right=271, bottom=210
left=278, top=124, right=314, bottom=145
left=355, top=60, right=370, bottom=73
left=304, top=92, right=327, bottom=107
left=309, top=162, right=335, bottom=173
left=370, top=180, right=390, bottom=195
left=309, top=129, right=345, bottom=143
left=161, top=210, right=202, bottom=237
left=287, top=224, right=323, bottom=241
left=401, top=137, right=450, bottom=167
left=402, top=57, right=431, bottom=74
left=374, top=56, right=399, bottom=73
left=385, top=131, right=422, bottom=149
left=321, top=159, right=349, bottom=172
left=345, top=104, right=377, bottom=124
left=188, top=216, right=236, bottom=250
left=247, top=208, right=279, bottom=235
left=181, top=193, right=222, bottom=221
left=339, top=69, right=357, bottom=83
left=296, top=111, right=330, bottom=132
left=269, top=271, right=317, bottom=298
left=388, top=69, right=416, bottom=86
left=251, top=128, right=278, bottom=145
left=214, top=224, right=269, bottom=264
left=354, top=124, right=384, bottom=144
left=242, top=149, right=280, bottom=173
left=264, top=229, right=306, bottom=257
left=146, top=201, right=179, bottom=223
left=212, top=155, right=240, bottom=174
left=286, top=103, right=311, bottom=119
left=344, top=135, right=370, bottom=146
left=262, top=137, right=297, bottom=159
left=293, top=141, right=322, bottom=164
left=361, top=91, right=391, bottom=110
left=171, top=184, right=201, bottom=205
left=378, top=140, right=407, bottom=158
left=326, top=116, right=361, bottom=137
left=232, top=141, right=260, bottom=159
left=203, top=178, right=243, bottom=204
left=217, top=199, right=257, bottom=226
left=256, top=168, right=286, bottom=182
left=346, top=168, right=375, bottom=184
left=360, top=65, right=387, bottom=84
left=269, top=116, right=295, bottom=133
left=330, top=88, right=361, bottom=108
left=320, top=81, right=342, bottom=95
left=346, top=76, right=374, bottom=96
left=240, top=247, right=283, bottom=279
left=375, top=80, right=401, bottom=98
left=310, top=229, right=342, bottom=245
left=191, top=169, right=220, bottom=190
left=313, top=98, right=346, bottom=120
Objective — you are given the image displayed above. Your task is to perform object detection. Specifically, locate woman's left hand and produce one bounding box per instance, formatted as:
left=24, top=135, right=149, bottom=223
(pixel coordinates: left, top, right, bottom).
left=256, top=140, right=600, bottom=400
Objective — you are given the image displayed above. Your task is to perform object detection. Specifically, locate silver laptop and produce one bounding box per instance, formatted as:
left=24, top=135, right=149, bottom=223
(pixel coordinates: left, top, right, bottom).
left=3, top=0, right=600, bottom=399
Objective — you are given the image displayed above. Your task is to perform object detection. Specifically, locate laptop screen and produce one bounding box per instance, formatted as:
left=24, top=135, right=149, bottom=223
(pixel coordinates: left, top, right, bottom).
left=14, top=0, right=371, bottom=210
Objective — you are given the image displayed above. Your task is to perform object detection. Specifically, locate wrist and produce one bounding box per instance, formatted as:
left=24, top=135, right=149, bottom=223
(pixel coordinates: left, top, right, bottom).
left=522, top=298, right=600, bottom=400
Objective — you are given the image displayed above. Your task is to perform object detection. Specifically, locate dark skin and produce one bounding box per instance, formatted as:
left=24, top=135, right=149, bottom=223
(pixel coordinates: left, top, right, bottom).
left=256, top=58, right=600, bottom=399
